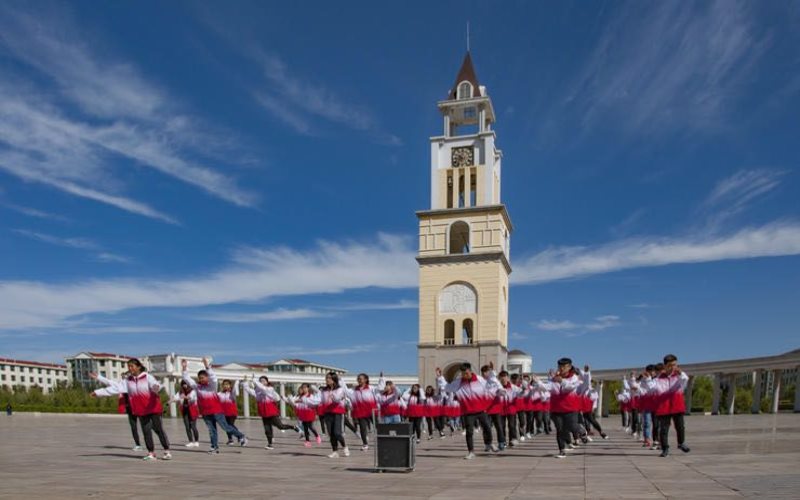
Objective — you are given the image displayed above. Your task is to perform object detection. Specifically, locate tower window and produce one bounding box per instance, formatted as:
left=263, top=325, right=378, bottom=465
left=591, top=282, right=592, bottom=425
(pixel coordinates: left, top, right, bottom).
left=444, top=320, right=455, bottom=345
left=470, top=170, right=477, bottom=206
left=458, top=81, right=473, bottom=100
left=458, top=174, right=465, bottom=208
left=462, top=319, right=474, bottom=345
left=449, top=221, right=470, bottom=254
left=447, top=173, right=453, bottom=209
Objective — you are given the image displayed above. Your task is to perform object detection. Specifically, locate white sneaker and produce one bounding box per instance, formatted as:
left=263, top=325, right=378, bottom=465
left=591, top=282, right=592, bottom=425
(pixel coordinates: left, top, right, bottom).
left=132, top=445, right=143, bottom=451
left=461, top=430, right=467, bottom=436
left=142, top=453, right=157, bottom=461
left=361, top=445, right=369, bottom=451
left=567, top=443, right=575, bottom=450
left=327, top=451, right=339, bottom=458
left=264, top=444, right=274, bottom=450
left=490, top=444, right=499, bottom=453
left=464, top=452, right=476, bottom=460
left=511, top=439, right=519, bottom=446
left=519, top=436, right=526, bottom=442
left=184, top=443, right=194, bottom=447
left=162, top=452, right=172, bottom=460
left=342, top=447, right=351, bottom=457
left=525, top=433, right=533, bottom=439
left=586, top=436, right=594, bottom=442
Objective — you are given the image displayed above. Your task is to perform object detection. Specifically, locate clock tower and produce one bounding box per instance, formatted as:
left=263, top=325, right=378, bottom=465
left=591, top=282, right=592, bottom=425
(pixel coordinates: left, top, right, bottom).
left=417, top=52, right=512, bottom=388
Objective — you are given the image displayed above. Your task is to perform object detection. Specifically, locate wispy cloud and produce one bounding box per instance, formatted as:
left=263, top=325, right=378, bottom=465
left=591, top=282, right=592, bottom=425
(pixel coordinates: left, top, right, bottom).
left=253, top=52, right=401, bottom=145
left=541, top=1, right=773, bottom=140
left=200, top=308, right=330, bottom=323
left=12, top=228, right=129, bottom=263
left=0, top=6, right=257, bottom=222
left=0, top=233, right=416, bottom=330
left=627, top=303, right=655, bottom=309
left=1, top=202, right=69, bottom=222
left=700, top=168, right=788, bottom=228
left=536, top=315, right=621, bottom=336
left=514, top=221, right=800, bottom=285
left=326, top=300, right=418, bottom=311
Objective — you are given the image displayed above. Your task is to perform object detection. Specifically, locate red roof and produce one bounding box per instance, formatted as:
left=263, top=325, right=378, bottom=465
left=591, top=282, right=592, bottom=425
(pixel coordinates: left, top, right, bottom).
left=448, top=52, right=481, bottom=100
left=0, top=357, right=66, bottom=369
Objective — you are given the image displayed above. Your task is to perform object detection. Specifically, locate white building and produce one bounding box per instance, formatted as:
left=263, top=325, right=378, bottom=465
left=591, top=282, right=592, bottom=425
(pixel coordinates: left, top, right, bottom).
left=0, top=357, right=68, bottom=393
left=260, top=358, right=347, bottom=375
left=507, top=349, right=533, bottom=374
left=66, top=352, right=133, bottom=388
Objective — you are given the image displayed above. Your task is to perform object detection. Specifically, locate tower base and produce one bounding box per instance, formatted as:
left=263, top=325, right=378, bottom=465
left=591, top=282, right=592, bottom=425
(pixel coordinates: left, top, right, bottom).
left=417, top=341, right=508, bottom=389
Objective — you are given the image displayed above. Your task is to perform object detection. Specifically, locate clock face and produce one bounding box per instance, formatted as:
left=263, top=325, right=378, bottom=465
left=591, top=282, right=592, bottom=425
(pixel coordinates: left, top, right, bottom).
left=451, top=146, right=474, bottom=167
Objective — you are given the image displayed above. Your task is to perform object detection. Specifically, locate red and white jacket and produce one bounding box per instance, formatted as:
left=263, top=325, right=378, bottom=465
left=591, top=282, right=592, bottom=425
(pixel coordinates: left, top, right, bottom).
left=218, top=381, right=240, bottom=417
left=245, top=380, right=281, bottom=418
left=645, top=371, right=689, bottom=416
left=437, top=373, right=495, bottom=415
left=182, top=368, right=223, bottom=416
left=402, top=390, right=427, bottom=418
left=172, top=389, right=200, bottom=419
left=539, top=369, right=584, bottom=414
left=318, top=386, right=347, bottom=415
left=377, top=388, right=403, bottom=416
left=94, top=372, right=163, bottom=417
left=444, top=393, right=462, bottom=418
left=346, top=379, right=383, bottom=419
left=423, top=393, right=445, bottom=418
left=287, top=392, right=320, bottom=422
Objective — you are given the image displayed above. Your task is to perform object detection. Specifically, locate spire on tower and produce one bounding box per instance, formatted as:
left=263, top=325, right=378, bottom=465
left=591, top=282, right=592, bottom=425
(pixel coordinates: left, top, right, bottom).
left=448, top=52, right=481, bottom=100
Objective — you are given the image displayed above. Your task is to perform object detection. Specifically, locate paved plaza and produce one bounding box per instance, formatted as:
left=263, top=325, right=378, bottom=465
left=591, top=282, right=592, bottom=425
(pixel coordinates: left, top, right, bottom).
left=1, top=413, right=798, bottom=499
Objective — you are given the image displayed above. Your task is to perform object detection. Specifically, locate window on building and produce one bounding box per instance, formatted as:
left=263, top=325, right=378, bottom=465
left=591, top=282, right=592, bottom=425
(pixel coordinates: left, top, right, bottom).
left=458, top=81, right=473, bottom=100
left=444, top=320, right=455, bottom=345
left=470, top=172, right=477, bottom=206
left=1, top=375, right=5, bottom=381
left=458, top=174, right=465, bottom=208
left=38, top=368, right=42, bottom=374
left=39, top=377, right=43, bottom=383
left=464, top=107, right=476, bottom=119
left=9, top=366, right=14, bottom=372
left=10, top=376, right=15, bottom=382
left=20, top=376, right=25, bottom=382
left=449, top=221, right=470, bottom=254
left=462, top=319, right=474, bottom=345
left=447, top=172, right=454, bottom=209
left=99, top=360, right=106, bottom=367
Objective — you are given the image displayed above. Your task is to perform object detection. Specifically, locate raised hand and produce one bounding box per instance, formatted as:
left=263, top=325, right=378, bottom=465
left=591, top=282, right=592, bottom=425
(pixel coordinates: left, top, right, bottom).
left=202, top=357, right=210, bottom=369
left=380, top=371, right=384, bottom=377
left=489, top=360, right=494, bottom=371
left=181, top=359, right=188, bottom=371
left=89, top=392, right=97, bottom=398
left=584, top=364, right=590, bottom=372
left=88, top=372, right=98, bottom=380
left=435, top=367, right=442, bottom=377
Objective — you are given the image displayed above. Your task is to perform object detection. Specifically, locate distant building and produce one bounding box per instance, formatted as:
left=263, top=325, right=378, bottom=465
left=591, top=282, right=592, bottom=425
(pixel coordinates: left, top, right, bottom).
left=65, top=352, right=133, bottom=388
left=507, top=349, right=533, bottom=374
left=0, top=357, right=68, bottom=393
left=263, top=358, right=347, bottom=375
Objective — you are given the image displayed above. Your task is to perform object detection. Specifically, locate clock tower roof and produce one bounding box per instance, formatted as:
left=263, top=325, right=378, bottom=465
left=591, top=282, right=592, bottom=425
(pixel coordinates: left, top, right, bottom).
left=448, top=51, right=481, bottom=100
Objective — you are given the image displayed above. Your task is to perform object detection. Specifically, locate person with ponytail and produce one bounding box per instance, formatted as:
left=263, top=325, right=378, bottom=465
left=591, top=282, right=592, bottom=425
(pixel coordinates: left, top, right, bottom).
left=319, top=371, right=350, bottom=458
left=285, top=383, right=322, bottom=447
left=345, top=372, right=383, bottom=451
left=244, top=375, right=298, bottom=450
left=90, top=370, right=142, bottom=451
left=171, top=380, right=200, bottom=447
left=402, top=384, right=426, bottom=443
left=218, top=378, right=243, bottom=446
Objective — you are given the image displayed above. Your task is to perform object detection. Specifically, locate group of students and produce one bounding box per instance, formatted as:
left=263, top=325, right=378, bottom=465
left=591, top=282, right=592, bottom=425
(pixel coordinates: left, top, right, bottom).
left=614, top=354, right=691, bottom=457
left=90, top=353, right=690, bottom=461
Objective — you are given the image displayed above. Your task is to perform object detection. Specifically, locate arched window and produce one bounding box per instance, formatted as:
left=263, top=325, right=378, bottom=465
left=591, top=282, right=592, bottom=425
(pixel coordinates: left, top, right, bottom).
left=449, top=221, right=470, bottom=254
left=462, top=319, right=474, bottom=345
left=444, top=320, right=455, bottom=345
left=439, top=282, right=477, bottom=314
left=458, top=81, right=473, bottom=100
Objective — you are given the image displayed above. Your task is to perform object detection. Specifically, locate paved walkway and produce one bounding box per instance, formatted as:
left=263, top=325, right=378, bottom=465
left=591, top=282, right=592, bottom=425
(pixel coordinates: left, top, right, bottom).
left=1, top=413, right=798, bottom=499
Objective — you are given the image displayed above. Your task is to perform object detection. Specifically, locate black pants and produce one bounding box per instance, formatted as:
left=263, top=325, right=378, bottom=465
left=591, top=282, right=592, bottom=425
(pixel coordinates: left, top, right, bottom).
left=631, top=409, right=640, bottom=434
left=551, top=412, right=584, bottom=452
left=543, top=411, right=552, bottom=433
left=434, top=416, right=446, bottom=435
left=489, top=413, right=506, bottom=445
left=583, top=411, right=603, bottom=434
left=301, top=421, right=319, bottom=441
left=652, top=414, right=661, bottom=442
left=126, top=411, right=141, bottom=446
left=225, top=415, right=239, bottom=441
left=409, top=417, right=423, bottom=439
left=621, top=411, right=629, bottom=428
left=182, top=412, right=199, bottom=442
left=658, top=413, right=685, bottom=449
left=323, top=413, right=346, bottom=451
left=505, top=413, right=519, bottom=442
left=261, top=416, right=294, bottom=445
left=533, top=411, right=545, bottom=433
left=140, top=413, right=169, bottom=453
left=462, top=412, right=492, bottom=452
left=355, top=417, right=370, bottom=445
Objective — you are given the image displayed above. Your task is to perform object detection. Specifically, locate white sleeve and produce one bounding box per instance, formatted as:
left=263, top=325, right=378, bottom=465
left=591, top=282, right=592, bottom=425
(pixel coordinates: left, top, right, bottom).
left=182, top=371, right=197, bottom=389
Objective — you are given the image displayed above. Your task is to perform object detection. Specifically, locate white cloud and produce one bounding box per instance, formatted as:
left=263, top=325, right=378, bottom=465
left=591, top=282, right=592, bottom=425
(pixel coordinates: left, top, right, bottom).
left=253, top=52, right=401, bottom=145
left=1, top=202, right=68, bottom=222
left=0, top=233, right=417, bottom=330
left=0, top=6, right=257, bottom=221
left=536, top=315, right=621, bottom=336
left=513, top=222, right=800, bottom=285
left=12, top=228, right=129, bottom=264
left=327, top=300, right=418, bottom=311
left=200, top=308, right=329, bottom=323
left=542, top=1, right=773, bottom=139
left=701, top=169, right=787, bottom=227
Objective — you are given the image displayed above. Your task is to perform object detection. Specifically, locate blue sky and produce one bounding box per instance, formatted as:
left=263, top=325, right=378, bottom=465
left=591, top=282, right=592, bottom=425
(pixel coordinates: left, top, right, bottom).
left=1, top=1, right=798, bottom=373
